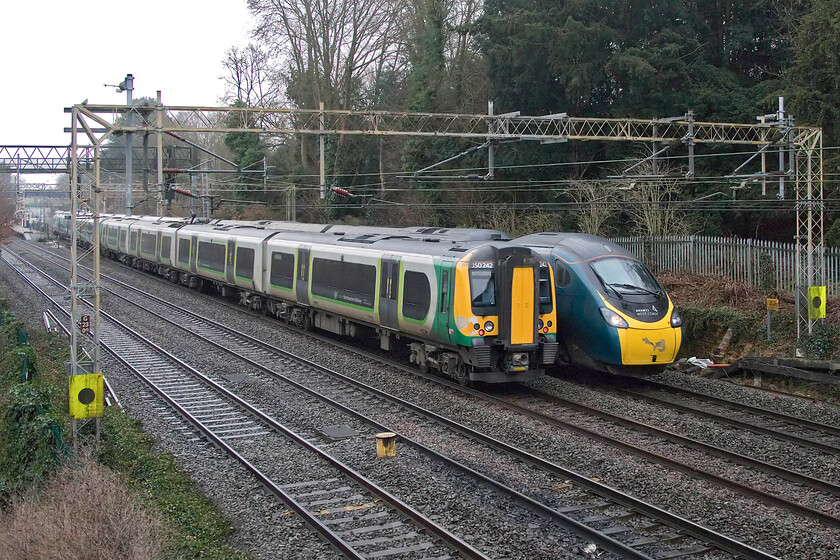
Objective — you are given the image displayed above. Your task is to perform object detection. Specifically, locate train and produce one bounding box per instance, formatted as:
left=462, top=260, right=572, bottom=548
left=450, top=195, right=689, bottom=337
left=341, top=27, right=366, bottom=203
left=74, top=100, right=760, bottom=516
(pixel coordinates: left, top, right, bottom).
left=50, top=211, right=559, bottom=385
left=516, top=232, right=682, bottom=375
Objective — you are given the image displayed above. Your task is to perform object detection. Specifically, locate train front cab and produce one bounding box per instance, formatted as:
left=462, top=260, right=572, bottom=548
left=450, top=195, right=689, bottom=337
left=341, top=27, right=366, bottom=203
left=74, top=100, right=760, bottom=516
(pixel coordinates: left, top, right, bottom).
left=448, top=245, right=558, bottom=383
left=554, top=253, right=682, bottom=375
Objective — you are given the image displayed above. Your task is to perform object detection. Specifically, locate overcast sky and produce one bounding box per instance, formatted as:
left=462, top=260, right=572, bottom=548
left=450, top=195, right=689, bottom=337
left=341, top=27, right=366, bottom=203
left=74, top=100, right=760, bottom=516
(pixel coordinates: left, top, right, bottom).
left=1, top=0, right=254, bottom=181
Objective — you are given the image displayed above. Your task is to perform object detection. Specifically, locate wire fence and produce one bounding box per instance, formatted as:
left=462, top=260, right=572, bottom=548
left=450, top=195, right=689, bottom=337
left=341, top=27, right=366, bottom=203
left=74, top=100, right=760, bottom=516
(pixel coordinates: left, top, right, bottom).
left=608, top=235, right=839, bottom=296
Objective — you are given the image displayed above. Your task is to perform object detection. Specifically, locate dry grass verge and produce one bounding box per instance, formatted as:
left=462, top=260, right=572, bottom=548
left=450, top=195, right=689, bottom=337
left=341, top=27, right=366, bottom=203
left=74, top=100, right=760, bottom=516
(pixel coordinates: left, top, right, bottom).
left=0, top=452, right=167, bottom=560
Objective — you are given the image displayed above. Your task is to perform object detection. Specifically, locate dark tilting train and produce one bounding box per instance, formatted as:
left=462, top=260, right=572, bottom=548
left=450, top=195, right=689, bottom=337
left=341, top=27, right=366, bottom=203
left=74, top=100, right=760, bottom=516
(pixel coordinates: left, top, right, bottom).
left=51, top=212, right=558, bottom=385
left=516, top=232, right=682, bottom=375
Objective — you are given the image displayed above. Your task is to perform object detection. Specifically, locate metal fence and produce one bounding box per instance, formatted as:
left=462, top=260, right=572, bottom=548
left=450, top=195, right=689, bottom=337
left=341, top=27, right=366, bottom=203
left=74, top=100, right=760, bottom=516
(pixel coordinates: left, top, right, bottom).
left=608, top=236, right=839, bottom=296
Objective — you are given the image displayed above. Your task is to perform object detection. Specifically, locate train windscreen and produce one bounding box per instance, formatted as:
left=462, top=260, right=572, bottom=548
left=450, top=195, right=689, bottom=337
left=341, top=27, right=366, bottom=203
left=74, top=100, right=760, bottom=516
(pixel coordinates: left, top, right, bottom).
left=469, top=268, right=496, bottom=308
left=590, top=257, right=663, bottom=297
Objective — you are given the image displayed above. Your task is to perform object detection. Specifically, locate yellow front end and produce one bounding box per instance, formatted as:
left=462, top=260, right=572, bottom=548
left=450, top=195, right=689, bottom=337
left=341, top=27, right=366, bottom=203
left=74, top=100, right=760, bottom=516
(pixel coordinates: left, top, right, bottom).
left=603, top=299, right=682, bottom=365
left=510, top=267, right=536, bottom=344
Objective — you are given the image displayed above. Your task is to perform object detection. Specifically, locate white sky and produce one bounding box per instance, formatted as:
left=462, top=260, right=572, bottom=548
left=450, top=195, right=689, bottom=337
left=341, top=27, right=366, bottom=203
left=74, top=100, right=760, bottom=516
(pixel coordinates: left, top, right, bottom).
left=1, top=0, right=255, bottom=181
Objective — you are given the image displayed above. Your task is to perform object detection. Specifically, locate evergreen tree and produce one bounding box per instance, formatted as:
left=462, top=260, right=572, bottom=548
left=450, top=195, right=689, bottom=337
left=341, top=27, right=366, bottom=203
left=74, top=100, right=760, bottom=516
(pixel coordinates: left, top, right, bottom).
left=224, top=100, right=266, bottom=201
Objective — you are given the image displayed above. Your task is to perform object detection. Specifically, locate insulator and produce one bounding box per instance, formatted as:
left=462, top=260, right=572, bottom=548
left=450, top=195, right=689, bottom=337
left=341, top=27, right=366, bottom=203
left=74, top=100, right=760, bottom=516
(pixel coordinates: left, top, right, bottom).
left=171, top=187, right=196, bottom=198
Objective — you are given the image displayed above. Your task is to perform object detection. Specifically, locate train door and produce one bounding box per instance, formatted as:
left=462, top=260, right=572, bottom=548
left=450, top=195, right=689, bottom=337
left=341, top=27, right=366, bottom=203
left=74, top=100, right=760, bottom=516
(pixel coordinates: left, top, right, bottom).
left=189, top=236, right=198, bottom=274
left=379, top=255, right=400, bottom=329
left=156, top=232, right=162, bottom=264
left=499, top=257, right=538, bottom=346
left=509, top=266, right=537, bottom=345
left=295, top=246, right=310, bottom=305
left=436, top=261, right=454, bottom=342
left=226, top=239, right=235, bottom=284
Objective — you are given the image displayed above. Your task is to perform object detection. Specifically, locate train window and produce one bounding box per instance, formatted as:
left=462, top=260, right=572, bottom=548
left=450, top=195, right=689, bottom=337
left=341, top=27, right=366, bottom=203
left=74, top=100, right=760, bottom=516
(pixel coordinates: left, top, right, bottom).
left=119, top=230, right=127, bottom=250
left=107, top=226, right=117, bottom=246
left=141, top=232, right=156, bottom=255
left=590, top=258, right=662, bottom=296
left=539, top=266, right=553, bottom=313
left=178, top=239, right=190, bottom=264
left=311, top=257, right=376, bottom=309
left=440, top=270, right=449, bottom=312
left=236, top=247, right=255, bottom=280
left=130, top=231, right=138, bottom=252
left=270, top=252, right=295, bottom=289
left=469, top=269, right=496, bottom=308
left=197, top=241, right=226, bottom=273
left=554, top=262, right=572, bottom=288
left=160, top=236, right=172, bottom=263
left=402, top=271, right=430, bottom=321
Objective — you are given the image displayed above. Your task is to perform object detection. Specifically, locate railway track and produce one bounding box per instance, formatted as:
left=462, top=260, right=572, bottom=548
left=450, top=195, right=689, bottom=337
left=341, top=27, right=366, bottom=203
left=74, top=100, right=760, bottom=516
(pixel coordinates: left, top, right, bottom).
left=619, top=378, right=840, bottom=454
left=9, top=238, right=784, bottom=560
left=500, top=385, right=840, bottom=526
left=2, top=246, right=490, bottom=560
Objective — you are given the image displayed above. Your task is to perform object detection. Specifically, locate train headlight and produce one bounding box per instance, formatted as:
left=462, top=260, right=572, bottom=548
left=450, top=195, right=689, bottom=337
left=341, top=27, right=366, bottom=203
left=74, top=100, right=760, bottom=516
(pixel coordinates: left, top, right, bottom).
left=538, top=319, right=544, bottom=329
left=600, top=307, right=629, bottom=329
left=483, top=321, right=495, bottom=333
left=671, top=309, right=682, bottom=328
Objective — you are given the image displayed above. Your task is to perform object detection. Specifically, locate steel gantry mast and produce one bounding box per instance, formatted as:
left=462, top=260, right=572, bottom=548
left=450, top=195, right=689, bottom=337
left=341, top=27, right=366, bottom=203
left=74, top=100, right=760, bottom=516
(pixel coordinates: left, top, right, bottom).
left=67, top=102, right=824, bottom=361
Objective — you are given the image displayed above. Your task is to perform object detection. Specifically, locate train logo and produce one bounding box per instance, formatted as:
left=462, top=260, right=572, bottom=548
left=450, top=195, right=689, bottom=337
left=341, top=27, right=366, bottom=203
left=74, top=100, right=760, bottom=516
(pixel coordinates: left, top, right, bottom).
left=642, top=337, right=666, bottom=352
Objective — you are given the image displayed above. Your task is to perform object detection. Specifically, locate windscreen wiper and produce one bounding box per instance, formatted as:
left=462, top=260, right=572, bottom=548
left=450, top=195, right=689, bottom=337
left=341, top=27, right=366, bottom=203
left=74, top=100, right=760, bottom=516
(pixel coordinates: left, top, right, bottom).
left=608, top=283, right=663, bottom=297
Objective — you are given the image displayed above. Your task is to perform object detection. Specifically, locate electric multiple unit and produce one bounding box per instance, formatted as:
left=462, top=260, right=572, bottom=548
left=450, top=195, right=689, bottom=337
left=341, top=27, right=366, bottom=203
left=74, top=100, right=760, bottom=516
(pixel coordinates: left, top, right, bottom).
left=53, top=212, right=558, bottom=385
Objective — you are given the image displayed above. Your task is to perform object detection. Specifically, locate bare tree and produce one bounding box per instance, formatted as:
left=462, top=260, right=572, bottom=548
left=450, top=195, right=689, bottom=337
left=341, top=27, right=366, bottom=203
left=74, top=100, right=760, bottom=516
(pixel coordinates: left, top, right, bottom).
left=247, top=0, right=409, bottom=111
left=222, top=44, right=284, bottom=108
left=564, top=181, right=620, bottom=236
left=621, top=176, right=690, bottom=237
left=443, top=0, right=487, bottom=110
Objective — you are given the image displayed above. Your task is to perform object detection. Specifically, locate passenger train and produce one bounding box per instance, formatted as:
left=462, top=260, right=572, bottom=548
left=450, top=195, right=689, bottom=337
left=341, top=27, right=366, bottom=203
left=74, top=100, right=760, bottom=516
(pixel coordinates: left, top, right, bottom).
left=51, top=212, right=558, bottom=385
left=516, top=232, right=682, bottom=375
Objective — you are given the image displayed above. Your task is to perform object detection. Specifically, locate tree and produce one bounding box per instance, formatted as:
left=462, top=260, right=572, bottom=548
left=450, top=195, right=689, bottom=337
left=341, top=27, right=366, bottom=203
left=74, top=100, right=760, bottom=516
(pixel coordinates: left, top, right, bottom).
left=565, top=181, right=620, bottom=236
left=247, top=0, right=408, bottom=111
left=224, top=101, right=267, bottom=201
left=0, top=169, right=17, bottom=242
left=222, top=44, right=284, bottom=108
left=622, top=180, right=691, bottom=237
left=787, top=0, right=840, bottom=154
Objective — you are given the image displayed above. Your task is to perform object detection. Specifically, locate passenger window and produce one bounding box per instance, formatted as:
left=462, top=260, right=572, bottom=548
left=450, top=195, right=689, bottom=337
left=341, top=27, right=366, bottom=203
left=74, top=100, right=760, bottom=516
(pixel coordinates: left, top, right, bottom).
left=270, top=252, right=295, bottom=289
left=236, top=247, right=255, bottom=280
left=178, top=238, right=190, bottom=264
left=402, top=271, right=430, bottom=320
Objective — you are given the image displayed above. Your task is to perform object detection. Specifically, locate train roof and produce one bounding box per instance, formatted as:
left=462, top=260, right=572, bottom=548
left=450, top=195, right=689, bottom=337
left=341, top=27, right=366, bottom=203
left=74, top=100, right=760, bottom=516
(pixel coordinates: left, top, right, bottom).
left=515, top=232, right=636, bottom=262
left=180, top=222, right=520, bottom=258
left=207, top=219, right=511, bottom=242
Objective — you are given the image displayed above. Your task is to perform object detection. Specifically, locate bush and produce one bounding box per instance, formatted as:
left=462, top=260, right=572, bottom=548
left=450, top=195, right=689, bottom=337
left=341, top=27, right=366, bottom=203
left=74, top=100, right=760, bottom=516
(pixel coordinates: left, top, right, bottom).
left=100, top=411, right=247, bottom=560
left=800, top=323, right=840, bottom=360
left=0, top=454, right=167, bottom=560
left=0, top=313, right=67, bottom=510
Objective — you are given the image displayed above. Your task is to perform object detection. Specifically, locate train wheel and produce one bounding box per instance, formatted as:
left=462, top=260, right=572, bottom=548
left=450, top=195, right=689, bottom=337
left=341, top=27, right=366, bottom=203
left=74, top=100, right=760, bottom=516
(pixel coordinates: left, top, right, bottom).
left=453, top=365, right=471, bottom=387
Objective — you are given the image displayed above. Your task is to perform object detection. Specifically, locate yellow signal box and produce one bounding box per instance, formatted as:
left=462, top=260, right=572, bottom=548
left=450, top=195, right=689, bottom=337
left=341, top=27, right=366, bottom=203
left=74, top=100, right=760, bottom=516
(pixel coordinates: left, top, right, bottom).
left=808, top=286, right=826, bottom=319
left=69, top=373, right=104, bottom=419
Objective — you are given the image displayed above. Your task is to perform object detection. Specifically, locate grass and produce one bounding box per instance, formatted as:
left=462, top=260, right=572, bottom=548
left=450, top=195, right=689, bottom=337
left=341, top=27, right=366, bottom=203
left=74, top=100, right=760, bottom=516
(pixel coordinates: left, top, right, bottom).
left=100, top=410, right=248, bottom=560
left=0, top=453, right=167, bottom=560
left=0, top=301, right=248, bottom=560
